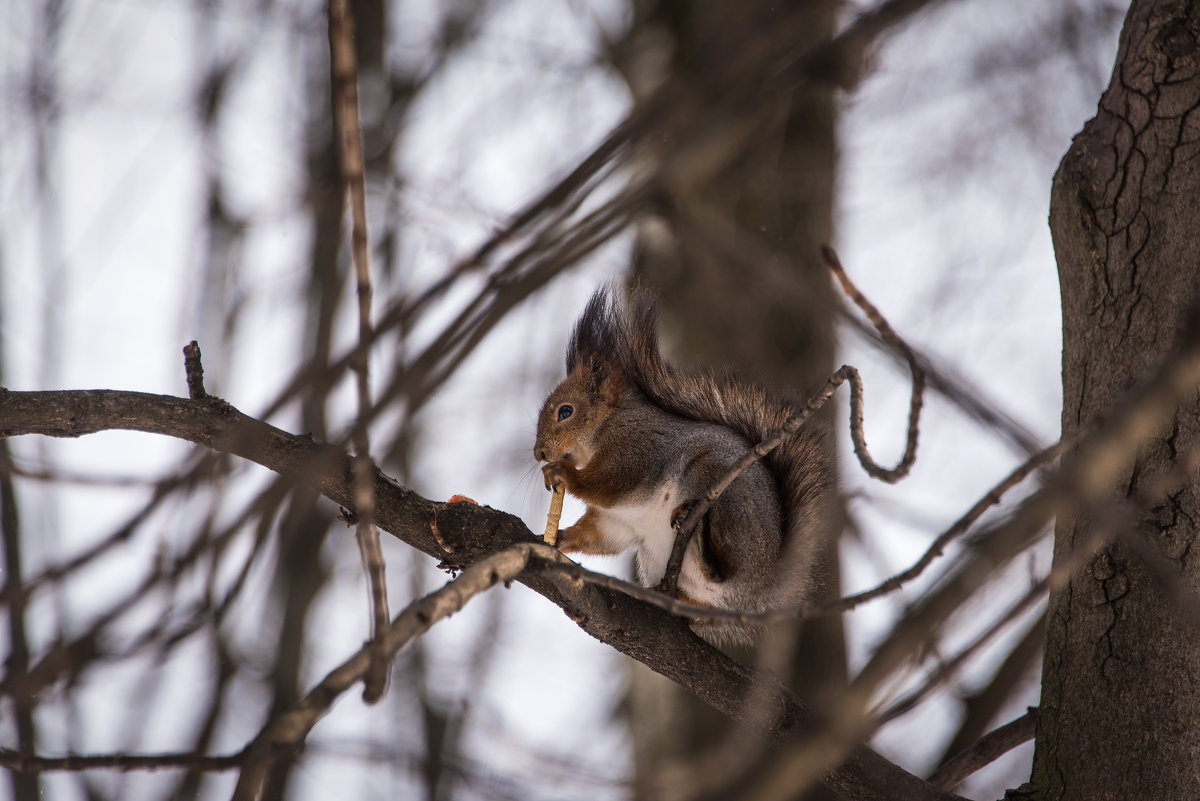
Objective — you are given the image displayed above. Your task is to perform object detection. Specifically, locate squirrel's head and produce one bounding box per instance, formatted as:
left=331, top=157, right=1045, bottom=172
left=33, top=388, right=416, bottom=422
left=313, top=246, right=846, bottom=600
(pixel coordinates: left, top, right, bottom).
left=534, top=353, right=624, bottom=468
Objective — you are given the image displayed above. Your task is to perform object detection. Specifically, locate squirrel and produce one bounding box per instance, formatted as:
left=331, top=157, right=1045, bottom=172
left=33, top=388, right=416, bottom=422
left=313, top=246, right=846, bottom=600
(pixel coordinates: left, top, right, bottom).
left=534, top=288, right=834, bottom=645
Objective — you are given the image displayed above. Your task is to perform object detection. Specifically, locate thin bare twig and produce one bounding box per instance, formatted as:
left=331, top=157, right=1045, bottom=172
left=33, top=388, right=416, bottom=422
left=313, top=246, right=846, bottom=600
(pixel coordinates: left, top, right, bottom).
left=0, top=748, right=243, bottom=774
left=873, top=579, right=1047, bottom=727
left=831, top=433, right=1074, bottom=613
left=927, top=708, right=1039, bottom=790
left=0, top=439, right=37, bottom=799
left=935, top=608, right=1045, bottom=767
left=840, top=310, right=1043, bottom=457
left=327, top=0, right=389, bottom=704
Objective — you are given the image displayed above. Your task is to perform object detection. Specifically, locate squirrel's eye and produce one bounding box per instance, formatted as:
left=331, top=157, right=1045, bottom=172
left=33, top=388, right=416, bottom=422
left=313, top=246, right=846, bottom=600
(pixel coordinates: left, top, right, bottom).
left=556, top=404, right=574, bottom=422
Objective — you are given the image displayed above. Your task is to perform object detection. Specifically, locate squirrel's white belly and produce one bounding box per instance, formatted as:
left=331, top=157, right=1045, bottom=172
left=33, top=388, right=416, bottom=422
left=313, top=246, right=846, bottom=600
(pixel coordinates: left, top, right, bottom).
left=597, top=484, right=730, bottom=608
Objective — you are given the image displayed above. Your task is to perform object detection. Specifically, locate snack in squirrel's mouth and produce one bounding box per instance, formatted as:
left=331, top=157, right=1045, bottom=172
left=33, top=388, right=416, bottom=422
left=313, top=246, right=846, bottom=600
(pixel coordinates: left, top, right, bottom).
left=544, top=483, right=565, bottom=546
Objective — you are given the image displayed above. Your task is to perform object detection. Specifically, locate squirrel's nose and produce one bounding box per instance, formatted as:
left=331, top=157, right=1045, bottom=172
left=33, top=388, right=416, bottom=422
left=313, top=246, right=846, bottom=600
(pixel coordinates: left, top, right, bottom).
left=534, top=447, right=546, bottom=462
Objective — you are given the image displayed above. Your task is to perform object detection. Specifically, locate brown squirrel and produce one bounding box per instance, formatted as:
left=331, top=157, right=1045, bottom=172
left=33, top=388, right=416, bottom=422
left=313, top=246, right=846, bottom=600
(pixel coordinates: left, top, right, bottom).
left=535, top=289, right=834, bottom=645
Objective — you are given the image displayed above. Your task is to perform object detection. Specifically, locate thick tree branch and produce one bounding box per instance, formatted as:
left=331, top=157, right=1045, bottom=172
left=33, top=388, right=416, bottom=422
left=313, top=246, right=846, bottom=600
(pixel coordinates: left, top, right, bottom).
left=0, top=386, right=959, bottom=801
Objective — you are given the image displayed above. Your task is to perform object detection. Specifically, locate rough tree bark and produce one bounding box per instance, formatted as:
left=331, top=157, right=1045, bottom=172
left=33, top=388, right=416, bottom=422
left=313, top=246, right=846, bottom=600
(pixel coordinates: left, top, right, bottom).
left=1034, top=1, right=1200, bottom=799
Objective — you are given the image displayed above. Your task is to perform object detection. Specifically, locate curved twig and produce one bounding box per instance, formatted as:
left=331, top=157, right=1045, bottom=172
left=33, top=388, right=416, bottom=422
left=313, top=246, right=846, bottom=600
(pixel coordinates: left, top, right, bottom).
left=663, top=247, right=922, bottom=593
left=823, top=244, right=924, bottom=483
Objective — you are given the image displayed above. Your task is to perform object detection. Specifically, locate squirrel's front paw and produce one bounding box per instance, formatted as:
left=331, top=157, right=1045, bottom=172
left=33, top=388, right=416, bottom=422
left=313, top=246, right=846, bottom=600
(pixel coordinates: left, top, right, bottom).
left=541, top=460, right=574, bottom=492
left=553, top=524, right=579, bottom=552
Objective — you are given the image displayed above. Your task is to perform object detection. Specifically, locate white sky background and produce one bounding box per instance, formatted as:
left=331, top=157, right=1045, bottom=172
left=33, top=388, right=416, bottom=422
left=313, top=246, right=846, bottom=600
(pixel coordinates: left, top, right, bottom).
left=0, top=0, right=1124, bottom=799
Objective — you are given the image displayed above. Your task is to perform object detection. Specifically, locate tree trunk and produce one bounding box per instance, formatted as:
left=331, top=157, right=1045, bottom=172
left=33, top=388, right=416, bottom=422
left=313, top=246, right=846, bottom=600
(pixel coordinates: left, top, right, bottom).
left=1034, top=2, right=1200, bottom=799
left=613, top=1, right=843, bottom=797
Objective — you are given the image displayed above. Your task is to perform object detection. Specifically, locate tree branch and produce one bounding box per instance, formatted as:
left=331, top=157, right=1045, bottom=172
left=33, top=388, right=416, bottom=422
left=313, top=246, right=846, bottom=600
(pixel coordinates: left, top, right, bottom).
left=927, top=708, right=1039, bottom=791
left=0, top=385, right=960, bottom=801
left=0, top=748, right=242, bottom=774
left=934, top=610, right=1045, bottom=770
left=327, top=0, right=390, bottom=705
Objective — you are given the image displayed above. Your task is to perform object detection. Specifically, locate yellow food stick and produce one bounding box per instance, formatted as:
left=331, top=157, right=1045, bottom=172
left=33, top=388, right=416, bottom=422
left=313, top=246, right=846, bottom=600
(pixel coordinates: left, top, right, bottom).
left=543, top=484, right=565, bottom=546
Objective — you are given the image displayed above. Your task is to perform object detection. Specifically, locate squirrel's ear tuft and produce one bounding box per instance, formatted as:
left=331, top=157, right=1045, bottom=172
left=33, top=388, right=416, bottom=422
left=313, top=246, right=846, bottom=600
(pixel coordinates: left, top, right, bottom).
left=564, top=285, right=670, bottom=398
left=567, top=288, right=620, bottom=373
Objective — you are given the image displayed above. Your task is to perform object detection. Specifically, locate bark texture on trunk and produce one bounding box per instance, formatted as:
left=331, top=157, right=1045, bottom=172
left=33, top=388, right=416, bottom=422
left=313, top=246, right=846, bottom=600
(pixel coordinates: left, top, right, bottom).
left=1035, top=2, right=1200, bottom=799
